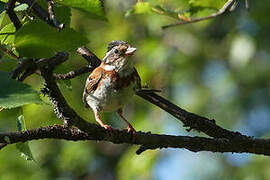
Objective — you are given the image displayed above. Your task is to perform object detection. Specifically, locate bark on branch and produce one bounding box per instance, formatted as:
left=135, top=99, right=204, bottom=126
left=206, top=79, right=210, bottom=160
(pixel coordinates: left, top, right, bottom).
left=1, top=125, right=270, bottom=156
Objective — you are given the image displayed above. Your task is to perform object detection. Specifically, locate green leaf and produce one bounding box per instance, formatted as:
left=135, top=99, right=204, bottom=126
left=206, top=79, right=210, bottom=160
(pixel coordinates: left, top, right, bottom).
left=0, top=23, right=16, bottom=45
left=134, top=2, right=152, bottom=14
left=0, top=10, right=6, bottom=27
left=126, top=2, right=178, bottom=19
left=16, top=115, right=35, bottom=161
left=14, top=3, right=29, bottom=11
left=152, top=5, right=178, bottom=19
left=56, top=0, right=105, bottom=20
left=16, top=142, right=35, bottom=161
left=125, top=2, right=153, bottom=18
left=57, top=79, right=72, bottom=91
left=54, top=5, right=72, bottom=26
left=15, top=20, right=89, bottom=58
left=0, top=58, right=18, bottom=72
left=0, top=71, right=43, bottom=109
left=189, top=0, right=227, bottom=10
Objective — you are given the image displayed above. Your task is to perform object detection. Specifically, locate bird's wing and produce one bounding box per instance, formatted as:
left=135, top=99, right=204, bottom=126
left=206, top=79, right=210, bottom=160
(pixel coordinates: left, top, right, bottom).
left=82, top=67, right=104, bottom=107
left=133, top=67, right=141, bottom=90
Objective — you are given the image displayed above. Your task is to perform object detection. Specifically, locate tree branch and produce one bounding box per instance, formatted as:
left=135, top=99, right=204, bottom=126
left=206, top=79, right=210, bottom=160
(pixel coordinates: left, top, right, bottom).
left=162, top=0, right=237, bottom=29
left=1, top=125, right=270, bottom=156
left=6, top=0, right=22, bottom=30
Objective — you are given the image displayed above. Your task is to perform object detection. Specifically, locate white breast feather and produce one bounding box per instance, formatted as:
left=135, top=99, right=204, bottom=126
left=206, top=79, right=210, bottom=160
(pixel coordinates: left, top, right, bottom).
left=104, top=65, right=115, bottom=71
left=86, top=75, right=135, bottom=112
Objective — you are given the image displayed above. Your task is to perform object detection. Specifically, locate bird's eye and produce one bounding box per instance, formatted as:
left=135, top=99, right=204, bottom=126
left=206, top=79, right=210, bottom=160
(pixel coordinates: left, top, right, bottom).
left=114, top=49, right=119, bottom=54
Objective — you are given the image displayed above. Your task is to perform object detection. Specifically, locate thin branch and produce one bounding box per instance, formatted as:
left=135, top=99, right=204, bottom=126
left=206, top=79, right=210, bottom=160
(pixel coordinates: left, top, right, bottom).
left=53, top=66, right=91, bottom=80
left=1, top=125, right=270, bottom=156
left=5, top=0, right=22, bottom=30
left=18, top=0, right=64, bottom=30
left=50, top=46, right=102, bottom=80
left=245, top=0, right=249, bottom=11
left=0, top=32, right=16, bottom=35
left=77, top=46, right=101, bottom=67
left=162, top=0, right=236, bottom=29
left=0, top=45, right=19, bottom=59
left=47, top=0, right=65, bottom=30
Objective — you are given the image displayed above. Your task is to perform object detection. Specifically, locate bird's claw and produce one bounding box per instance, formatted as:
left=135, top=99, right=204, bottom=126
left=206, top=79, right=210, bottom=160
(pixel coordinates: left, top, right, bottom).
left=127, top=126, right=136, bottom=141
left=103, top=124, right=114, bottom=135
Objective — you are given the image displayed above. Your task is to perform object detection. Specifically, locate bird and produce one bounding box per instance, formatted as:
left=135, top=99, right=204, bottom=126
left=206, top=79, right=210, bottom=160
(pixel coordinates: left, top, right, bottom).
left=83, top=40, right=141, bottom=135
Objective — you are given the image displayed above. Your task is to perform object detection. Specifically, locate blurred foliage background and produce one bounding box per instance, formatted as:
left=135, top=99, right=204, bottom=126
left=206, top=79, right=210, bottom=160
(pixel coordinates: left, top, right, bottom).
left=0, top=0, right=270, bottom=179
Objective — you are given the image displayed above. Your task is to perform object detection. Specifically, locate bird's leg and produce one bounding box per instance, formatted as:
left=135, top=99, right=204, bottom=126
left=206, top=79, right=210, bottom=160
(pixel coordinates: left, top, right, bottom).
left=94, top=111, right=113, bottom=131
left=117, top=109, right=136, bottom=136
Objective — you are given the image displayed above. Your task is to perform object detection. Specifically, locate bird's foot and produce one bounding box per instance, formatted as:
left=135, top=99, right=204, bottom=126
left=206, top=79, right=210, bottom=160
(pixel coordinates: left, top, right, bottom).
left=127, top=125, right=136, bottom=141
left=102, top=124, right=114, bottom=135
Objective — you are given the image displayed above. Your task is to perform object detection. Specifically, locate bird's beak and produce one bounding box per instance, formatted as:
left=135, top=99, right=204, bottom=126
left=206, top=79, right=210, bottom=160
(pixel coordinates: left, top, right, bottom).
left=103, top=51, right=110, bottom=61
left=125, top=47, right=136, bottom=55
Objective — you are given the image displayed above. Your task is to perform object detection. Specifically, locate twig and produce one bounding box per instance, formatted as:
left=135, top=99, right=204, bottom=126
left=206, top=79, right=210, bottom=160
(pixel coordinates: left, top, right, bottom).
left=77, top=46, right=101, bottom=67
left=0, top=32, right=16, bottom=35
left=0, top=45, right=19, bottom=59
left=245, top=0, right=249, bottom=11
left=162, top=0, right=236, bottom=29
left=18, top=0, right=64, bottom=30
left=53, top=66, right=91, bottom=80
left=47, top=0, right=64, bottom=30
left=11, top=58, right=35, bottom=80
left=5, top=0, right=22, bottom=30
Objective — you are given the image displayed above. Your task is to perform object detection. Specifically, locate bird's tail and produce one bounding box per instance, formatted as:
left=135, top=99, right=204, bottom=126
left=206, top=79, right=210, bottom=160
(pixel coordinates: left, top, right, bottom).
left=137, top=88, right=161, bottom=94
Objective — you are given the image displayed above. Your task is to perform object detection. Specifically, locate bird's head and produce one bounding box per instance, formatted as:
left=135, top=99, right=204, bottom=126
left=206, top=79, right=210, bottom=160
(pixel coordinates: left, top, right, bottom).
left=103, top=40, right=136, bottom=71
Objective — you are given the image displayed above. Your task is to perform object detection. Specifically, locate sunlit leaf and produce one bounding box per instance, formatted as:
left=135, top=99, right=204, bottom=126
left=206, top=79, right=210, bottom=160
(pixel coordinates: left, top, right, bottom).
left=134, top=2, right=152, bottom=14
left=189, top=0, right=227, bottom=10
left=152, top=5, right=178, bottom=19
left=15, top=20, right=89, bottom=58
left=0, top=71, right=43, bottom=109
left=0, top=23, right=16, bottom=45
left=0, top=10, right=6, bottom=27
left=56, top=0, right=105, bottom=20
left=14, top=3, right=29, bottom=11
left=126, top=2, right=178, bottom=19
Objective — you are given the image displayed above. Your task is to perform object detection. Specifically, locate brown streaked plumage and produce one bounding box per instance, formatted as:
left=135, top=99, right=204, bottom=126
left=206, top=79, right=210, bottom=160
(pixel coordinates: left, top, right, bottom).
left=83, top=41, right=141, bottom=135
